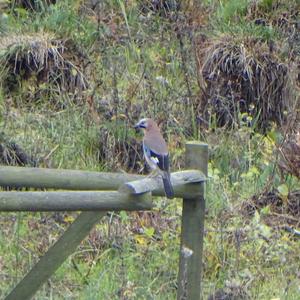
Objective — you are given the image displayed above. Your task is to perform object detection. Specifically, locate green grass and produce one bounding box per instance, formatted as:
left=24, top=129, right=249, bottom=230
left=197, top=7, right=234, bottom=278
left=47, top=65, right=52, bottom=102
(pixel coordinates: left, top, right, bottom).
left=216, top=0, right=248, bottom=23
left=204, top=0, right=297, bottom=42
left=0, top=0, right=299, bottom=299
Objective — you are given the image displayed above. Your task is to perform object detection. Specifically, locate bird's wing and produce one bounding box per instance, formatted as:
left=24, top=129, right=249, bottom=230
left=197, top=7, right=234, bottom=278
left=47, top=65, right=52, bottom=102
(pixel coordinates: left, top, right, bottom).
left=143, top=142, right=169, bottom=172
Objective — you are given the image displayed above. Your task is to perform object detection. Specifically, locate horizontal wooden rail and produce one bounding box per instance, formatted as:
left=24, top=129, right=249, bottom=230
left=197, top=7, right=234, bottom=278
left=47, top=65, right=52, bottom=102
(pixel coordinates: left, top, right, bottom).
left=0, top=166, right=206, bottom=198
left=0, top=166, right=142, bottom=190
left=0, top=191, right=153, bottom=211
left=120, top=170, right=205, bottom=198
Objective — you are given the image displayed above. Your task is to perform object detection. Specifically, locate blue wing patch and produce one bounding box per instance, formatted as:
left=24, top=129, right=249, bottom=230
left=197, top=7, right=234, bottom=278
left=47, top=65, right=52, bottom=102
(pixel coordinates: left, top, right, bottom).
left=143, top=143, right=169, bottom=172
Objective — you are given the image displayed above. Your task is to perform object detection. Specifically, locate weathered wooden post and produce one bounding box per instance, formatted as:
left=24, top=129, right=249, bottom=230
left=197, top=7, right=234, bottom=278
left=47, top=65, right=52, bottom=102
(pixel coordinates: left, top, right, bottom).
left=177, top=142, right=208, bottom=300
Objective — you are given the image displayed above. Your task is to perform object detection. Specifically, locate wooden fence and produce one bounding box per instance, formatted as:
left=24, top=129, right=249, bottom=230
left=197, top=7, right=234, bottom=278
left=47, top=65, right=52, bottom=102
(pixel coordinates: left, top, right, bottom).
left=0, top=141, right=208, bottom=300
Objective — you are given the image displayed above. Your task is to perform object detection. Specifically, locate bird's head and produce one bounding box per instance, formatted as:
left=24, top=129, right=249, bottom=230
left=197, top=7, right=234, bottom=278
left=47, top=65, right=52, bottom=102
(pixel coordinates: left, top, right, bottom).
left=134, top=118, right=148, bottom=129
left=134, top=118, right=160, bottom=133
left=134, top=118, right=150, bottom=130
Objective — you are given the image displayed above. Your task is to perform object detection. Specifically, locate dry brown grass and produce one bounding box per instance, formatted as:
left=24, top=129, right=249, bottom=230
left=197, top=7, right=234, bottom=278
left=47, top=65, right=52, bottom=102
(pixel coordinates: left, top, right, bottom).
left=278, top=131, right=300, bottom=179
left=97, top=126, right=144, bottom=173
left=0, top=33, right=87, bottom=104
left=138, top=0, right=180, bottom=16
left=0, top=132, right=36, bottom=167
left=10, top=0, right=57, bottom=10
left=197, top=35, right=292, bottom=131
left=241, top=189, right=300, bottom=227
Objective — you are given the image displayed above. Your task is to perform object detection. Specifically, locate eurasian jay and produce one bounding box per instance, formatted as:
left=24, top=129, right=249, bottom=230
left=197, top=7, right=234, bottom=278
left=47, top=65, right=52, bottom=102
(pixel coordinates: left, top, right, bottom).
left=134, top=118, right=174, bottom=199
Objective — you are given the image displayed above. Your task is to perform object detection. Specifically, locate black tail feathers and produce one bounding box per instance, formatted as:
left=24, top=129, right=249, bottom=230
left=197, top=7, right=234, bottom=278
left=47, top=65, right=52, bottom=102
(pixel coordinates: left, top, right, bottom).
left=162, top=173, right=174, bottom=199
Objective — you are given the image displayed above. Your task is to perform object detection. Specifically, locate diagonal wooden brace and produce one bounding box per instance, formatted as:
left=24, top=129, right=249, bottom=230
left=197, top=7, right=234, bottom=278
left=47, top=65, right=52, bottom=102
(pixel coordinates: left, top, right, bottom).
left=5, top=211, right=106, bottom=300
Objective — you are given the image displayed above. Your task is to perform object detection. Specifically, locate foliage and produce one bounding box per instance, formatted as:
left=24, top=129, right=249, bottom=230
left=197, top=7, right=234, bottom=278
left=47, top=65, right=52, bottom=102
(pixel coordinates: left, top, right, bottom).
left=0, top=0, right=299, bottom=299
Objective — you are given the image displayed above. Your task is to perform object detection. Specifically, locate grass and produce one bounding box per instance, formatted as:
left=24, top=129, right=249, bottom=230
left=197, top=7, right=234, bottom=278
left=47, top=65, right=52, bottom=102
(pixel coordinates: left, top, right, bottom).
left=0, top=0, right=299, bottom=299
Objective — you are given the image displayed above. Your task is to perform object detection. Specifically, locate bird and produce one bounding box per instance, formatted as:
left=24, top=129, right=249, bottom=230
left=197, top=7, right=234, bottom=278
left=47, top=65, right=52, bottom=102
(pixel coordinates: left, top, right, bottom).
left=134, top=118, right=174, bottom=199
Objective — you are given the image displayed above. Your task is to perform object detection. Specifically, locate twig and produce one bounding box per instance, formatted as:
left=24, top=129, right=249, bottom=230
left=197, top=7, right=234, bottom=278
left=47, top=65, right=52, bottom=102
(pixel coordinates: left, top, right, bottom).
left=44, top=144, right=59, bottom=161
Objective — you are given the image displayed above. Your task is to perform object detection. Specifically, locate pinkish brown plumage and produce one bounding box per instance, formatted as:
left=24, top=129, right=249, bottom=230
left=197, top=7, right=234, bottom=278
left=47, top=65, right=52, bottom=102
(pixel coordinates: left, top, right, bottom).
left=134, top=118, right=174, bottom=198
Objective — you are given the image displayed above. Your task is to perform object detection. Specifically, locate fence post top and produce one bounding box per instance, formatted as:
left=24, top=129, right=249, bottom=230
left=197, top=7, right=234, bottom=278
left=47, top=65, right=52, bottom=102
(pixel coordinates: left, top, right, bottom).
left=185, top=141, right=208, bottom=147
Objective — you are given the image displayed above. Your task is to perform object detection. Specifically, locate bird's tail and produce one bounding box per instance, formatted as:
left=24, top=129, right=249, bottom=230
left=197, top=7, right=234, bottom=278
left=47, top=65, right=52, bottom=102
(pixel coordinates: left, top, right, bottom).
left=162, top=172, right=174, bottom=199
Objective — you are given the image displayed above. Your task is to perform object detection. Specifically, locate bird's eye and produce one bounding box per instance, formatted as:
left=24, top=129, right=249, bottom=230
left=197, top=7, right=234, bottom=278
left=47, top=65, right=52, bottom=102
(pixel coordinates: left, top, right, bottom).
left=136, top=119, right=147, bottom=129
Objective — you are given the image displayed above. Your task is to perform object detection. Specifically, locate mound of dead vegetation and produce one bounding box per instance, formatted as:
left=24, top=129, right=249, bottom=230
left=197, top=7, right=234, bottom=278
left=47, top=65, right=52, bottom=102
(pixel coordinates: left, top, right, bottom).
left=0, top=132, right=36, bottom=166
left=278, top=131, right=300, bottom=179
left=198, top=35, right=291, bottom=131
left=9, top=0, right=56, bottom=11
left=208, top=283, right=250, bottom=300
left=0, top=33, right=87, bottom=106
left=241, top=189, right=300, bottom=227
left=139, top=0, right=180, bottom=16
left=98, top=125, right=144, bottom=173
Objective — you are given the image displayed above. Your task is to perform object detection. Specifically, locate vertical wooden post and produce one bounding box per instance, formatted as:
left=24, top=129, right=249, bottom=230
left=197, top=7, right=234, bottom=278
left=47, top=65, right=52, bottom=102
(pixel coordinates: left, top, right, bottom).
left=177, top=141, right=208, bottom=300
left=5, top=211, right=106, bottom=300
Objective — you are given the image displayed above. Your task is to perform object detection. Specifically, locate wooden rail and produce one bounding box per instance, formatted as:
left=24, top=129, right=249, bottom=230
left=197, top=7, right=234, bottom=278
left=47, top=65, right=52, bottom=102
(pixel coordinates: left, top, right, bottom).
left=0, top=191, right=153, bottom=211
left=0, top=166, right=142, bottom=190
left=120, top=170, right=204, bottom=198
left=2, top=141, right=208, bottom=300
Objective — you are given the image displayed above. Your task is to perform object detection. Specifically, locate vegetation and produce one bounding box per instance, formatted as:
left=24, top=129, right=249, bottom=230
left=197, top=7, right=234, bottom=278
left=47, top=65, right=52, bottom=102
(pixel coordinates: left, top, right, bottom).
left=0, top=0, right=299, bottom=299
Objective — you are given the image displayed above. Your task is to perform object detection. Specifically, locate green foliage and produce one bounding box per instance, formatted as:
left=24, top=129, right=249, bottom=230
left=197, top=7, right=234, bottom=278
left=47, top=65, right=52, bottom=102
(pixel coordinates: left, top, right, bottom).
left=208, top=0, right=285, bottom=42
left=259, top=0, right=274, bottom=11
left=216, top=0, right=248, bottom=23
left=0, top=0, right=299, bottom=299
left=0, top=89, right=4, bottom=122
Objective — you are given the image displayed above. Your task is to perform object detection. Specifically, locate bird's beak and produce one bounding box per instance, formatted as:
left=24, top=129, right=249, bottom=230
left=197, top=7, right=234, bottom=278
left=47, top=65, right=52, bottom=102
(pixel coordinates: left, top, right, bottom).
left=134, top=122, right=140, bottom=129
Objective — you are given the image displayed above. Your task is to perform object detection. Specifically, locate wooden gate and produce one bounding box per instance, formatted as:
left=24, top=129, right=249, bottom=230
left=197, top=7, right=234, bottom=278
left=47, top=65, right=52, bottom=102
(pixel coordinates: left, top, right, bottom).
left=0, top=142, right=208, bottom=300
